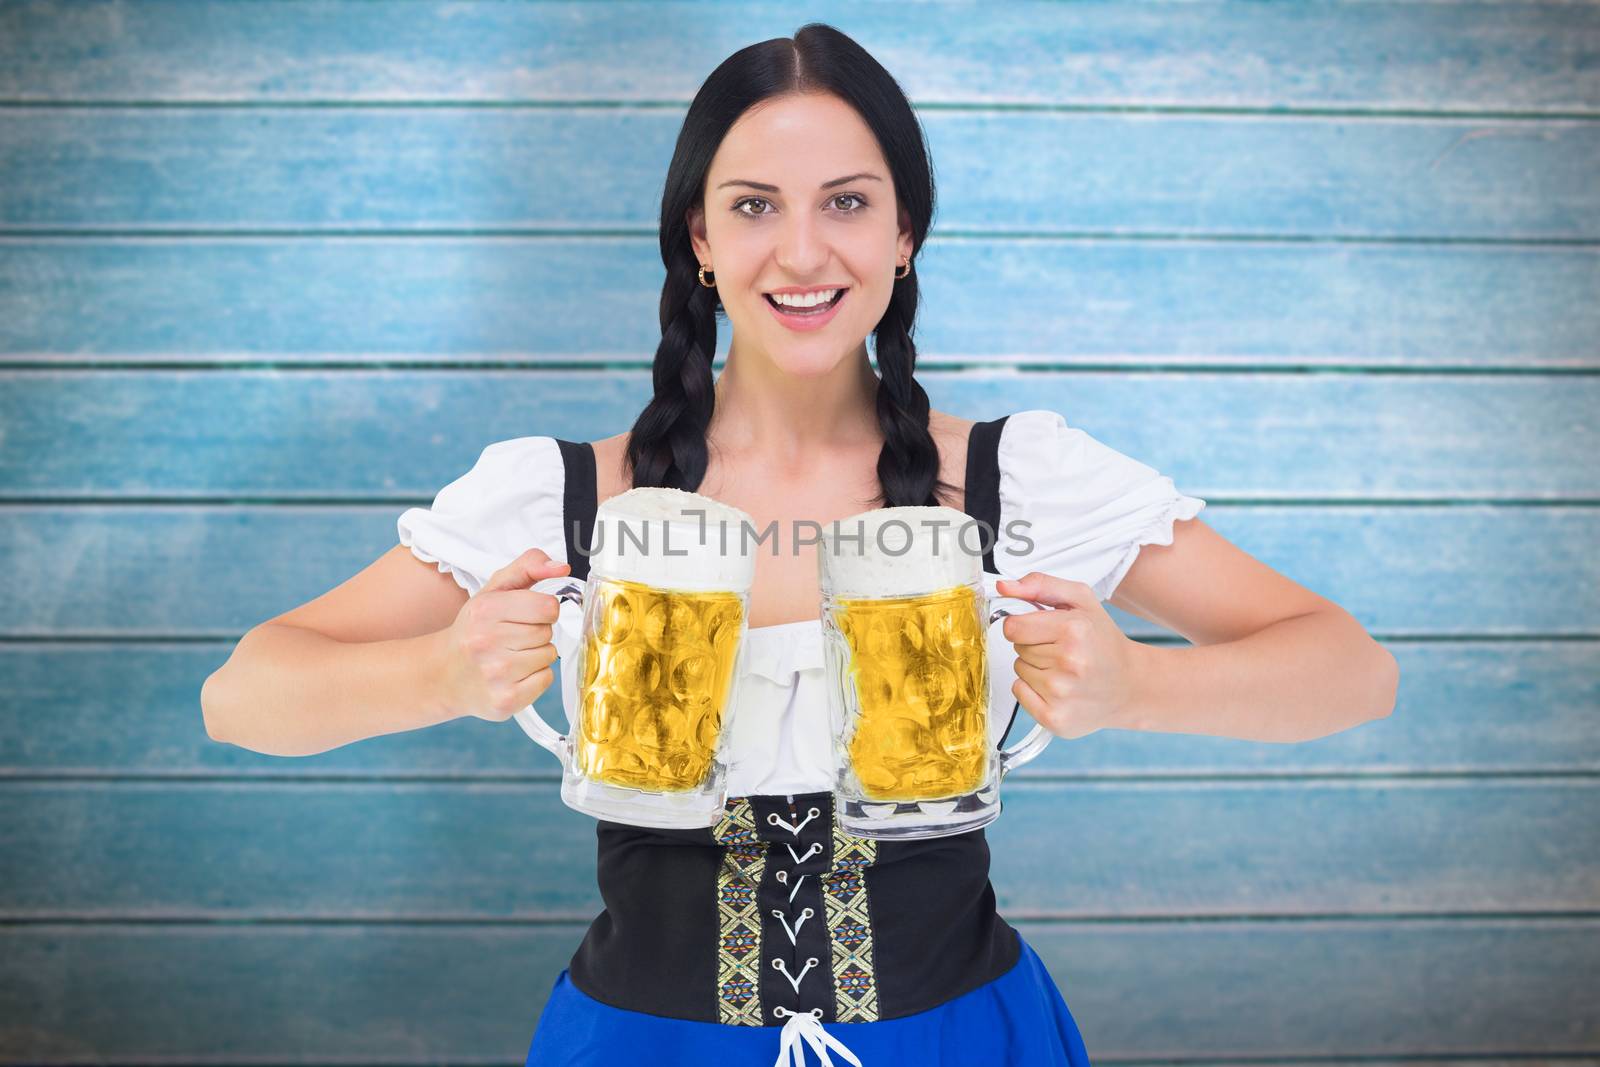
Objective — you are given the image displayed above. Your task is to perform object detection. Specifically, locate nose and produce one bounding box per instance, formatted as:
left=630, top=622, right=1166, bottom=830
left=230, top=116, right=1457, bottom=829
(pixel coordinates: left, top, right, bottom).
left=773, top=210, right=829, bottom=277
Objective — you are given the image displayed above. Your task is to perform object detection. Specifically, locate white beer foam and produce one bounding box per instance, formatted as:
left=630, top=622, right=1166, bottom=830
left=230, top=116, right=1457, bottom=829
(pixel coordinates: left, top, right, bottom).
left=820, top=505, right=982, bottom=598
left=591, top=487, right=757, bottom=591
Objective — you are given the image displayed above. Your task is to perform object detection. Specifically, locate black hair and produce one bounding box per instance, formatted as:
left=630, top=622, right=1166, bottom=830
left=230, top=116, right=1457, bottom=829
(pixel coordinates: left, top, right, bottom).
left=623, top=22, right=957, bottom=509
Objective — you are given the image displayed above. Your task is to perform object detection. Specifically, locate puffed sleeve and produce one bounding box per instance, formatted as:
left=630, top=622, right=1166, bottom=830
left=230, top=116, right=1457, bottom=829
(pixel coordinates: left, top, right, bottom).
left=994, top=409, right=1206, bottom=602
left=396, top=436, right=567, bottom=598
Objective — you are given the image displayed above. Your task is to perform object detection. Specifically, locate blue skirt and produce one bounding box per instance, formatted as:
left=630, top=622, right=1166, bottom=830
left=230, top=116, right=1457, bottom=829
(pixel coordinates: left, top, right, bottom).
left=525, top=934, right=1092, bottom=1066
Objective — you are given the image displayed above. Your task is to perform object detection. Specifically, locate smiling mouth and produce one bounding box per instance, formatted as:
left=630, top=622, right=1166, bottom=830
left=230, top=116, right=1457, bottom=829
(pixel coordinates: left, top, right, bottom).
left=764, top=288, right=847, bottom=315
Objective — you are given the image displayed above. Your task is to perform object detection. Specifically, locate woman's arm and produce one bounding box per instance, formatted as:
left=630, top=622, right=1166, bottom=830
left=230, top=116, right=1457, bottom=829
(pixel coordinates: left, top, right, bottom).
left=1119, top=606, right=1398, bottom=742
left=202, top=623, right=457, bottom=757
left=201, top=544, right=469, bottom=757
left=1109, top=517, right=1400, bottom=742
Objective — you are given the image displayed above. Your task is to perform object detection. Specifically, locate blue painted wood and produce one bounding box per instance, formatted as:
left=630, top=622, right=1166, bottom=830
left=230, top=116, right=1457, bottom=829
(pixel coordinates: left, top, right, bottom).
left=2, top=239, right=1595, bottom=366
left=2, top=109, right=1595, bottom=237
left=2, top=371, right=1596, bottom=498
left=2, top=778, right=1595, bottom=917
left=0, top=920, right=1595, bottom=1060
left=1, top=0, right=1595, bottom=1061
left=0, top=1, right=1594, bottom=111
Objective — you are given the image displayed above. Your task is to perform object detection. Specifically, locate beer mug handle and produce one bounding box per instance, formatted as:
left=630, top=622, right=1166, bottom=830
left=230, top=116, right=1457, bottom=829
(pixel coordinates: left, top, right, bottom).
left=983, top=578, right=1055, bottom=778
left=510, top=574, right=585, bottom=761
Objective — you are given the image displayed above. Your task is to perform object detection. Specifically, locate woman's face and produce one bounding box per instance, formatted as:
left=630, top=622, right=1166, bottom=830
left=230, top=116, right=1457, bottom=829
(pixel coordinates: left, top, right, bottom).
left=689, top=91, right=913, bottom=375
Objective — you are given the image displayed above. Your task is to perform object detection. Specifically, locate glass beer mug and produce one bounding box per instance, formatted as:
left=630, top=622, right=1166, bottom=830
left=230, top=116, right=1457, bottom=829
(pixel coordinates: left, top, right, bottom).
left=819, top=505, right=1054, bottom=839
left=512, top=487, right=757, bottom=829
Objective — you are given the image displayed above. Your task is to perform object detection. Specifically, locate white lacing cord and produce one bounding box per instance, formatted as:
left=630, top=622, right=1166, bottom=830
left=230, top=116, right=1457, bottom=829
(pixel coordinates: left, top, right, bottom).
left=772, top=906, right=814, bottom=944
left=768, top=807, right=821, bottom=835
left=786, top=840, right=824, bottom=865
left=772, top=1006, right=864, bottom=1067
left=771, top=956, right=818, bottom=995
left=764, top=805, right=863, bottom=1066
left=774, top=868, right=808, bottom=903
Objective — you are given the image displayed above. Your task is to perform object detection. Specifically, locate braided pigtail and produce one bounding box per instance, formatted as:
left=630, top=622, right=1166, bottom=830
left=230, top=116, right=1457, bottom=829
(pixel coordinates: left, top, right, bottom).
left=625, top=248, right=719, bottom=491
left=871, top=265, right=959, bottom=508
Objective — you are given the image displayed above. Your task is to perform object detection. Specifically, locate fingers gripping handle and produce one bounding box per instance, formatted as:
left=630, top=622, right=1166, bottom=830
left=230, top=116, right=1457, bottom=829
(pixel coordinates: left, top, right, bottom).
left=982, top=573, right=1054, bottom=778
left=511, top=574, right=586, bottom=760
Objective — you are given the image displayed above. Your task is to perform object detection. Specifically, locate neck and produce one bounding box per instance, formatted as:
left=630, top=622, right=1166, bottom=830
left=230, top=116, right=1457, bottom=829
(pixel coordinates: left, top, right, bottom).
left=709, top=340, right=881, bottom=461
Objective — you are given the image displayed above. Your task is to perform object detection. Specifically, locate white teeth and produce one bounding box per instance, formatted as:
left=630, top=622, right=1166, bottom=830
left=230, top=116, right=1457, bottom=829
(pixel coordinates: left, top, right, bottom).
left=769, top=288, right=840, bottom=308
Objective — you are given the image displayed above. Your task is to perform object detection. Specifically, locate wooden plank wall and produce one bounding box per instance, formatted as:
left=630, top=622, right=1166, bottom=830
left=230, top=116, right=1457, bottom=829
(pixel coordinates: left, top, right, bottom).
left=1, top=2, right=1596, bottom=1062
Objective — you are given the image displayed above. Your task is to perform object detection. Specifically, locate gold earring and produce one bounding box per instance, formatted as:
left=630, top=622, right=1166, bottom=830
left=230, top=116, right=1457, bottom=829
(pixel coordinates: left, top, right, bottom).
left=697, top=265, right=716, bottom=288
left=895, top=258, right=911, bottom=280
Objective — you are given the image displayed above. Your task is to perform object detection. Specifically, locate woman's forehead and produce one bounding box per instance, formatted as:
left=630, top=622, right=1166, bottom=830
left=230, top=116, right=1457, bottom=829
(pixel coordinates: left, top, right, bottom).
left=711, top=96, right=884, bottom=181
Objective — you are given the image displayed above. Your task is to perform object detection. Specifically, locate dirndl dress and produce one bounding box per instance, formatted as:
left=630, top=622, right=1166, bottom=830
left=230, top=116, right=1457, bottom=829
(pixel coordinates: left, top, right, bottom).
left=514, top=419, right=1096, bottom=1064
left=392, top=411, right=1205, bottom=1067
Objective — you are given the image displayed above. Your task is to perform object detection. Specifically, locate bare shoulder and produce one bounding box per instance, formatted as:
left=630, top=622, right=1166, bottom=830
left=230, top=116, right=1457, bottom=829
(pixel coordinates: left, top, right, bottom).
left=930, top=408, right=976, bottom=439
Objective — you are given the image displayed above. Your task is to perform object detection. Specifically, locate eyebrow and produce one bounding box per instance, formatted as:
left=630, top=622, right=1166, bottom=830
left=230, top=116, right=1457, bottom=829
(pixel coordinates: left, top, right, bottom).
left=715, top=172, right=884, bottom=193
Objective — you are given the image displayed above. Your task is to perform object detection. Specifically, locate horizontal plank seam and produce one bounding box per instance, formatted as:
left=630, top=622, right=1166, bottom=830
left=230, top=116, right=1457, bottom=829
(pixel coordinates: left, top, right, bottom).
left=1, top=99, right=1599, bottom=121
left=3, top=634, right=1598, bottom=645
left=4, top=911, right=1600, bottom=927
left=3, top=771, right=1598, bottom=785
left=5, top=361, right=1600, bottom=375
left=10, top=1058, right=1570, bottom=1067
left=7, top=497, right=1600, bottom=508
left=0, top=1059, right=1585, bottom=1067
left=3, top=227, right=1599, bottom=246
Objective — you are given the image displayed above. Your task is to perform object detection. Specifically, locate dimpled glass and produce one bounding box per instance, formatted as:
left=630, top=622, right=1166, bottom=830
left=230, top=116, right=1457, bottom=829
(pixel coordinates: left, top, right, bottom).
left=573, top=576, right=746, bottom=793
left=832, top=583, right=991, bottom=802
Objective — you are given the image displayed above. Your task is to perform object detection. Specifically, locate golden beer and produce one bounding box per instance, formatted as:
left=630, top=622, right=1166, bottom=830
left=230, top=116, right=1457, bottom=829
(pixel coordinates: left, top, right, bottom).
left=832, top=583, right=991, bottom=802
left=571, top=576, right=746, bottom=792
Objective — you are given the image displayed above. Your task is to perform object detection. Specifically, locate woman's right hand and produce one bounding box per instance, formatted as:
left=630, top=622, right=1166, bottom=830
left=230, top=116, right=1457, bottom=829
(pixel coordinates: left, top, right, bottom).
left=439, top=547, right=573, bottom=723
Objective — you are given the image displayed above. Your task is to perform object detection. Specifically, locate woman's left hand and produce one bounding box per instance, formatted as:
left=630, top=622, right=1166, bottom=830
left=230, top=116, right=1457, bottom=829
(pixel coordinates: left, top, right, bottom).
left=993, top=572, right=1144, bottom=740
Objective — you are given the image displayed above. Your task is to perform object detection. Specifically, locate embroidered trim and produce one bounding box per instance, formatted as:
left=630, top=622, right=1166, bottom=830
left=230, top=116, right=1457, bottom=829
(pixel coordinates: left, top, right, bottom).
left=713, top=795, right=881, bottom=1035
left=711, top=799, right=766, bottom=1025
left=822, top=821, right=880, bottom=1021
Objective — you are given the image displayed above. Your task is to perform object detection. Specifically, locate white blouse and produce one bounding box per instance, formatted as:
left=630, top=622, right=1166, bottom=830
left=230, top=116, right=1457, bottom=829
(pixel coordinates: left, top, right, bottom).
left=397, top=408, right=1206, bottom=798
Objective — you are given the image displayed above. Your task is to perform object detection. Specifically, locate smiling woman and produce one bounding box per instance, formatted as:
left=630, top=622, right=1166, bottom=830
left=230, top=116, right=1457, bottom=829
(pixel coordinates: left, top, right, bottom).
left=684, top=109, right=913, bottom=375
left=507, top=21, right=1095, bottom=1067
